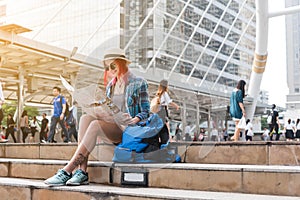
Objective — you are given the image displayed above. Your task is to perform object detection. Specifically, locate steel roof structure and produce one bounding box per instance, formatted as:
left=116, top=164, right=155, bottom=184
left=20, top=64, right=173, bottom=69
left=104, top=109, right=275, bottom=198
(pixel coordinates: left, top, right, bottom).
left=0, top=24, right=102, bottom=105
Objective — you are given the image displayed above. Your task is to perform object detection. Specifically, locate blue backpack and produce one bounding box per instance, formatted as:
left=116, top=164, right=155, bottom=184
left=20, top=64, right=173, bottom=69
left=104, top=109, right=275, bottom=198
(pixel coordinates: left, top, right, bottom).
left=112, top=114, right=181, bottom=163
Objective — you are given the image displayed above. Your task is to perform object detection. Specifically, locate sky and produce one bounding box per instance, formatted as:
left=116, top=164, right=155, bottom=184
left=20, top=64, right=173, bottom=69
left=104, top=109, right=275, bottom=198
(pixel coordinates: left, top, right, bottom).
left=260, top=1, right=288, bottom=108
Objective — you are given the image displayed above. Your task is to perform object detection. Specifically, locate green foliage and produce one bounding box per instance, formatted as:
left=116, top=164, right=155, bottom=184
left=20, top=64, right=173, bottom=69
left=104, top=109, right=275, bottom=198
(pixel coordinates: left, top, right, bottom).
left=2, top=103, right=16, bottom=117
left=1, top=101, right=39, bottom=127
left=261, top=117, right=268, bottom=130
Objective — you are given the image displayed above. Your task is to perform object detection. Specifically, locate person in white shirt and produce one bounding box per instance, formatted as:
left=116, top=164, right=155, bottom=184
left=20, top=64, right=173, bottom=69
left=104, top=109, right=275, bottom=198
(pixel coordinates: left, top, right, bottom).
left=262, top=128, right=269, bottom=141
left=155, top=79, right=180, bottom=141
left=245, top=119, right=254, bottom=141
left=184, top=124, right=191, bottom=135
left=29, top=116, right=40, bottom=142
left=284, top=119, right=296, bottom=141
left=295, top=119, right=300, bottom=141
left=156, top=79, right=180, bottom=121
left=211, top=128, right=218, bottom=141
left=184, top=124, right=192, bottom=141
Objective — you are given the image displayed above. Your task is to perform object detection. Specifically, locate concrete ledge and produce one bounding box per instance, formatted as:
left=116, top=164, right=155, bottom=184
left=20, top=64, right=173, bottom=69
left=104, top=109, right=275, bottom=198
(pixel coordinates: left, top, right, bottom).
left=112, top=163, right=300, bottom=196
left=0, top=143, right=114, bottom=161
left=0, top=158, right=299, bottom=196
left=185, top=141, right=300, bottom=165
left=0, top=177, right=299, bottom=200
left=1, top=141, right=300, bottom=166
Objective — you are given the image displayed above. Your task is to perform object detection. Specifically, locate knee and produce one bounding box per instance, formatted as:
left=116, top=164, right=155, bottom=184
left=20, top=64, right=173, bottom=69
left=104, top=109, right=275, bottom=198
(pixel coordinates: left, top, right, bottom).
left=89, top=120, right=103, bottom=129
left=79, top=114, right=94, bottom=124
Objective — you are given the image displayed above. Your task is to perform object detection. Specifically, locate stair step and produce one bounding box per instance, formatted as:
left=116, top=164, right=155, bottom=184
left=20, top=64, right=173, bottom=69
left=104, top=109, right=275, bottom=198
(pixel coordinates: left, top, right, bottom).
left=0, top=177, right=299, bottom=200
left=0, top=158, right=300, bottom=196
left=1, top=141, right=300, bottom=165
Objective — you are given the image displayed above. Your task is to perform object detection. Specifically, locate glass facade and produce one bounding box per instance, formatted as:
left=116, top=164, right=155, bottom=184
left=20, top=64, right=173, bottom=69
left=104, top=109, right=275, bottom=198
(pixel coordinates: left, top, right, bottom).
left=285, top=0, right=300, bottom=111
left=122, top=0, right=255, bottom=95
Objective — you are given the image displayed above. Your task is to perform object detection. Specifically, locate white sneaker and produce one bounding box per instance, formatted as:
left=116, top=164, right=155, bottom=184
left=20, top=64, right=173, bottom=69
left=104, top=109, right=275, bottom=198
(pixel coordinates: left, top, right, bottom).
left=41, top=140, right=48, bottom=143
left=0, top=139, right=8, bottom=143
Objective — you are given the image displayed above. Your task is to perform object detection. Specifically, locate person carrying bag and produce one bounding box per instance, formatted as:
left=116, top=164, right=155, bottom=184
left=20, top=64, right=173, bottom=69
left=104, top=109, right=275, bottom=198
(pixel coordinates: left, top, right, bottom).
left=229, top=80, right=246, bottom=142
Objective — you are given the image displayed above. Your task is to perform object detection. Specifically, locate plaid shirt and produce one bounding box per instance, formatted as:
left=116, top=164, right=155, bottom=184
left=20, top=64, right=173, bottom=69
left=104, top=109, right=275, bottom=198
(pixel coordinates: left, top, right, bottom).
left=106, top=71, right=150, bottom=120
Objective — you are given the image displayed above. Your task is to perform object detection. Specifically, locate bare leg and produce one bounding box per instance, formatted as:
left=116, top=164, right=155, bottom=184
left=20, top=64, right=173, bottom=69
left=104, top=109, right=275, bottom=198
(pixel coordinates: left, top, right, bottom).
left=165, top=122, right=173, bottom=142
left=69, top=114, right=96, bottom=172
left=77, top=115, right=95, bottom=142
left=233, top=120, right=240, bottom=142
left=63, top=115, right=122, bottom=174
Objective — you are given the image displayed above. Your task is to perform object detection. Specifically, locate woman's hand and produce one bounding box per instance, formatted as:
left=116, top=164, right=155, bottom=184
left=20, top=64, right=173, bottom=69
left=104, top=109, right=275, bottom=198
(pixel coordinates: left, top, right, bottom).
left=128, top=116, right=140, bottom=125
left=114, top=113, right=140, bottom=126
left=114, top=113, right=134, bottom=125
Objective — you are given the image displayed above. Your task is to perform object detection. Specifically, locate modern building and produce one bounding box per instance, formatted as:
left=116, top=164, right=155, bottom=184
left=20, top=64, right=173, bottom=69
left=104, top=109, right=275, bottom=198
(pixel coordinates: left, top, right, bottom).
left=285, top=0, right=300, bottom=119
left=0, top=0, right=260, bottom=131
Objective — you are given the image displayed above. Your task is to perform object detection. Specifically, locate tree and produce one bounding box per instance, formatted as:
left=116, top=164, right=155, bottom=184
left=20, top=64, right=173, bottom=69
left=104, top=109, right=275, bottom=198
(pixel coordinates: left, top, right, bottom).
left=1, top=101, right=39, bottom=127
left=261, top=116, right=268, bottom=130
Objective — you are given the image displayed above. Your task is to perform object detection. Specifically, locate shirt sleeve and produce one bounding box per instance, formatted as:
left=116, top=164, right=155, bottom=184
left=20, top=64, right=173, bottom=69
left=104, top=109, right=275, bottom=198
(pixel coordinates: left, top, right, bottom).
left=161, top=92, right=172, bottom=105
left=61, top=96, right=66, bottom=105
left=135, top=79, right=150, bottom=120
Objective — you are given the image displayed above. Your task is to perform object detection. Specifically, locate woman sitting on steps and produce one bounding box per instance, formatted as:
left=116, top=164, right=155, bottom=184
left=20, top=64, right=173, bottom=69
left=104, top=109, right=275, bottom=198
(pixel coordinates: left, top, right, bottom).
left=44, top=47, right=150, bottom=186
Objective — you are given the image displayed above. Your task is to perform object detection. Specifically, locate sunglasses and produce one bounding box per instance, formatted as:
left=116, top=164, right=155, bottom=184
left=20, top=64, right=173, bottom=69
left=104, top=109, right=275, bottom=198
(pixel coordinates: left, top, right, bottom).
left=105, top=63, right=117, bottom=71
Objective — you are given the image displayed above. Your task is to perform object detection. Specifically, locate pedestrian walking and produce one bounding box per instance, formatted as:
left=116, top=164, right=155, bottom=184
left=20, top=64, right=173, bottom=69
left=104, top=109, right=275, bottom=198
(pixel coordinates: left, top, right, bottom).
left=47, top=87, right=69, bottom=143
left=229, top=80, right=246, bottom=141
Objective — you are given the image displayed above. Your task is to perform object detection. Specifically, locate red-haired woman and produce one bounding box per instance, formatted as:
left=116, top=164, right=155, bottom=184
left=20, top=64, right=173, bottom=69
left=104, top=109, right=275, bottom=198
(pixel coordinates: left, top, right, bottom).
left=45, top=48, right=150, bottom=186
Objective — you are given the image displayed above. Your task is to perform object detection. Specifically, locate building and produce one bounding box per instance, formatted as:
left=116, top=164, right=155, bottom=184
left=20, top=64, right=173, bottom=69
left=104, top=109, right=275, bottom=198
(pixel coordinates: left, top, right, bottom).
left=1, top=0, right=258, bottom=132
left=285, top=0, right=300, bottom=119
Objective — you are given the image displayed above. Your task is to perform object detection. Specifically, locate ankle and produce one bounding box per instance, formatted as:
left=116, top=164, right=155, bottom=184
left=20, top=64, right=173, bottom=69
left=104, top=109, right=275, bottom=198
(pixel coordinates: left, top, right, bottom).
left=63, top=168, right=72, bottom=175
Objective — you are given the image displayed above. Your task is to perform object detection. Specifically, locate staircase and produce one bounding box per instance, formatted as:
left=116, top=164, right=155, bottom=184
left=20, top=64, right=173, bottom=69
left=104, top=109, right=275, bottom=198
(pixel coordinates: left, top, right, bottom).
left=0, top=141, right=300, bottom=200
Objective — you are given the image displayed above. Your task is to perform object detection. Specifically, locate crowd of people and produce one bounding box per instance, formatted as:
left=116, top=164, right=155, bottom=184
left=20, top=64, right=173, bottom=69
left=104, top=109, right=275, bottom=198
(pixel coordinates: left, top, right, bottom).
left=171, top=116, right=300, bottom=143
left=0, top=83, right=78, bottom=143
left=0, top=111, right=50, bottom=143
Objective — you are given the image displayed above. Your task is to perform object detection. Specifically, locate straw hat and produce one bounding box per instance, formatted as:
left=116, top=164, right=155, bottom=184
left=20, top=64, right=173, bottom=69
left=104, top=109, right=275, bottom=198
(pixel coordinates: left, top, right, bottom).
left=100, top=47, right=131, bottom=66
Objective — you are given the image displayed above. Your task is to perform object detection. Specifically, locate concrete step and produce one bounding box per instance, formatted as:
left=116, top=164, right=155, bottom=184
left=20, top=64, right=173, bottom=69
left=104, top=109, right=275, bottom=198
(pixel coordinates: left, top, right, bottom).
left=0, top=177, right=299, bottom=200
left=1, top=141, right=300, bottom=166
left=0, top=158, right=300, bottom=196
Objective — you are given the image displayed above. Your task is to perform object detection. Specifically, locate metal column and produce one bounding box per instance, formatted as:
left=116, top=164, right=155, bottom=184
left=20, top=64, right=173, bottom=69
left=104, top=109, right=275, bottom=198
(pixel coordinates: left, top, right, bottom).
left=17, top=67, right=25, bottom=143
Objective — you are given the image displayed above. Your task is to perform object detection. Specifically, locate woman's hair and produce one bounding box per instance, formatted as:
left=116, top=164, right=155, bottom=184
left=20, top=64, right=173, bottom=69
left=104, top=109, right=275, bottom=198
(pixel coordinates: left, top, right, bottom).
left=288, top=118, right=291, bottom=124
left=21, top=110, right=27, bottom=118
left=115, top=59, right=128, bottom=77
left=103, top=59, right=128, bottom=85
left=246, top=119, right=250, bottom=124
left=297, top=118, right=300, bottom=126
left=103, top=70, right=108, bottom=87
left=236, top=80, right=246, bottom=98
left=156, top=80, right=168, bottom=100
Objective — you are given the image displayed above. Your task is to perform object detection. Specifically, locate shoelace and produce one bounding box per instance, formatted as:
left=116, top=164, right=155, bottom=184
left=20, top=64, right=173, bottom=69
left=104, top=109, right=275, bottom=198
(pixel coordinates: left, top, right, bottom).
left=74, top=171, right=86, bottom=178
left=57, top=171, right=70, bottom=180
